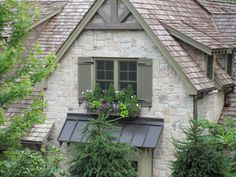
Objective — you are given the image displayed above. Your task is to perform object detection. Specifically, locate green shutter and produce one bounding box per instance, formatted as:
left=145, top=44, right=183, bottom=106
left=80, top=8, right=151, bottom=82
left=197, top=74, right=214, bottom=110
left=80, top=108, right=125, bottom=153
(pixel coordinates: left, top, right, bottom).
left=137, top=58, right=152, bottom=107
left=78, top=57, right=93, bottom=101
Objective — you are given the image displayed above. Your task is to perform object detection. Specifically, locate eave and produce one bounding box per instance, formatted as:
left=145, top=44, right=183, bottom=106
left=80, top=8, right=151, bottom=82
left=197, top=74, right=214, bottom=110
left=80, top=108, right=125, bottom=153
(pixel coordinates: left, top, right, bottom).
left=31, top=3, right=66, bottom=29
left=162, top=23, right=212, bottom=55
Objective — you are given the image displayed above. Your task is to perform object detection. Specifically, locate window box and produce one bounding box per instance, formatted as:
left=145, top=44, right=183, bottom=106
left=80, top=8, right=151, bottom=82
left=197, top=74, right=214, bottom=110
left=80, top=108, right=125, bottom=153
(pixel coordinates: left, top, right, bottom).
left=83, top=83, right=141, bottom=118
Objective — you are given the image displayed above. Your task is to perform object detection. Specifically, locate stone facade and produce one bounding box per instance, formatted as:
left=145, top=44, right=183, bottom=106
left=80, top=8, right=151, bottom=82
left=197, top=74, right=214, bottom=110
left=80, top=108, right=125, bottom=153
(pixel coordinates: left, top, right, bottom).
left=44, top=29, right=224, bottom=177
left=233, top=52, right=236, bottom=81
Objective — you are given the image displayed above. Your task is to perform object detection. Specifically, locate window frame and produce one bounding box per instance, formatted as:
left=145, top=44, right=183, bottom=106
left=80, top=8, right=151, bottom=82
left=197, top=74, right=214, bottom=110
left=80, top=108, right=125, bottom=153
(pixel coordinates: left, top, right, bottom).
left=92, top=57, right=138, bottom=92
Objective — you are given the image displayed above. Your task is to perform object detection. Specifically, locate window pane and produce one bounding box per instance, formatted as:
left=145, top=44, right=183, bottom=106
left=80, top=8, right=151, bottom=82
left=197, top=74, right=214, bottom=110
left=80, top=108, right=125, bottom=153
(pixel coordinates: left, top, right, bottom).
left=120, top=82, right=128, bottom=91
left=106, top=61, right=113, bottom=70
left=119, top=61, right=137, bottom=94
left=129, top=62, right=137, bottom=71
left=97, top=71, right=105, bottom=80
left=120, top=61, right=128, bottom=71
left=120, top=71, right=128, bottom=80
left=106, top=71, right=113, bottom=80
left=129, top=72, right=136, bottom=81
left=131, top=161, right=138, bottom=177
left=97, top=61, right=105, bottom=70
left=96, top=60, right=114, bottom=90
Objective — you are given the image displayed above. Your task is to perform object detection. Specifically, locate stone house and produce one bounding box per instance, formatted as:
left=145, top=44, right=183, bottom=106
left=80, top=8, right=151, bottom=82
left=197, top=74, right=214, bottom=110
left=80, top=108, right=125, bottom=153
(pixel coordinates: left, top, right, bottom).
left=3, top=0, right=236, bottom=176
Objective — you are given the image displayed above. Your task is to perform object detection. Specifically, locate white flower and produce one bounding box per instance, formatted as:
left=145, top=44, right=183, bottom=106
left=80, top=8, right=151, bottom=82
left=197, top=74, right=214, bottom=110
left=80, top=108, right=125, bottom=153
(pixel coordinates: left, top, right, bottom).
left=131, top=96, right=133, bottom=98
left=136, top=104, right=139, bottom=106
left=82, top=91, right=84, bottom=95
left=115, top=91, right=119, bottom=93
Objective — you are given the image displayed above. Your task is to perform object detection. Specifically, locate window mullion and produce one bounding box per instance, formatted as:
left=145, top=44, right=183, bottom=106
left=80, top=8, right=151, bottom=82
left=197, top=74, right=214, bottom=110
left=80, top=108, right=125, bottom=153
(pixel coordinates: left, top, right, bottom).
left=114, top=60, right=119, bottom=90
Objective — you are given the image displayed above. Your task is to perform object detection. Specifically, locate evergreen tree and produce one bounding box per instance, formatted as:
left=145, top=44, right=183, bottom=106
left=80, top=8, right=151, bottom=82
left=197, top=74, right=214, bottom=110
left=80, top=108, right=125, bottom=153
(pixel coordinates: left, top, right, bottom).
left=171, top=119, right=230, bottom=177
left=69, top=113, right=137, bottom=177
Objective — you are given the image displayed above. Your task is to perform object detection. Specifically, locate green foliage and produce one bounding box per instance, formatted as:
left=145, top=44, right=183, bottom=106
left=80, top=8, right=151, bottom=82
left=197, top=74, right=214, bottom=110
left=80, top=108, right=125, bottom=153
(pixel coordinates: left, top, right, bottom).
left=0, top=0, right=57, bottom=149
left=0, top=147, right=65, bottom=177
left=171, top=119, right=230, bottom=177
left=84, top=84, right=140, bottom=117
left=69, top=113, right=137, bottom=177
left=201, top=118, right=236, bottom=176
left=0, top=1, right=62, bottom=176
left=104, top=83, right=116, bottom=102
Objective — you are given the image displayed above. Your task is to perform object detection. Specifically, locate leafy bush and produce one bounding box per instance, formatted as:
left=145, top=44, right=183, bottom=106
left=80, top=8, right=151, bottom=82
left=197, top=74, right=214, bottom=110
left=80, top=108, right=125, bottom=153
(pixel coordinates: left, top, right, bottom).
left=0, top=147, right=66, bottom=177
left=84, top=84, right=140, bottom=118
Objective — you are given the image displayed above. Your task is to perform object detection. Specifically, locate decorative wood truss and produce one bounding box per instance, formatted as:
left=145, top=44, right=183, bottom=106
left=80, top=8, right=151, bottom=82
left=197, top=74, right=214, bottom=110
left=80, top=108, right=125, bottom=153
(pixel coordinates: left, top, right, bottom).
left=85, top=0, right=143, bottom=30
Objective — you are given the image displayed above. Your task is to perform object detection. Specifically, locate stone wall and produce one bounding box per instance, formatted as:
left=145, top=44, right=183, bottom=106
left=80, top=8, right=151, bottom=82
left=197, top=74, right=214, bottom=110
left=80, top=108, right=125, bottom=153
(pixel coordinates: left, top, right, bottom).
left=197, top=90, right=225, bottom=122
left=233, top=51, right=236, bottom=81
left=45, top=30, right=194, bottom=177
left=179, top=40, right=225, bottom=122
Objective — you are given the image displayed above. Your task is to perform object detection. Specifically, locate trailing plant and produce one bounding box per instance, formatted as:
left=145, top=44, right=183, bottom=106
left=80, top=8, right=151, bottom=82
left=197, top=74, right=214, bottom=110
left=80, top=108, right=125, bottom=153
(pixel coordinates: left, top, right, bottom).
left=171, top=119, right=230, bottom=177
left=83, top=83, right=140, bottom=118
left=69, top=113, right=137, bottom=177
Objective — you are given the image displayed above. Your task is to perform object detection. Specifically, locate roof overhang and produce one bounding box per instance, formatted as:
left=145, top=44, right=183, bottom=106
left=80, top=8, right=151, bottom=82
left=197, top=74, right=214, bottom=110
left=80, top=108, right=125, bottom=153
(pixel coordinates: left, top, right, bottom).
left=58, top=113, right=164, bottom=149
left=32, top=4, right=66, bottom=29
left=162, top=23, right=212, bottom=55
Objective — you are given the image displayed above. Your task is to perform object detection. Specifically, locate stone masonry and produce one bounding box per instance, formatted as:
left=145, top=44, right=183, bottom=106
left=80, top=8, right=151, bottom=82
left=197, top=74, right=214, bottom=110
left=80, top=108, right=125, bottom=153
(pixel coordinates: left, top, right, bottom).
left=44, top=30, right=224, bottom=177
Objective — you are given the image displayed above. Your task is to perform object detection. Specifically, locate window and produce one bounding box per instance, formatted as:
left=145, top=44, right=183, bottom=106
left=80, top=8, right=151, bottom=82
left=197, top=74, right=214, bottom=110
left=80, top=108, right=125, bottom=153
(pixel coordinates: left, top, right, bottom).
left=207, top=55, right=214, bottom=79
left=227, top=54, right=233, bottom=76
left=78, top=57, right=152, bottom=106
left=119, top=61, right=137, bottom=94
left=95, top=59, right=137, bottom=93
left=96, top=60, right=114, bottom=90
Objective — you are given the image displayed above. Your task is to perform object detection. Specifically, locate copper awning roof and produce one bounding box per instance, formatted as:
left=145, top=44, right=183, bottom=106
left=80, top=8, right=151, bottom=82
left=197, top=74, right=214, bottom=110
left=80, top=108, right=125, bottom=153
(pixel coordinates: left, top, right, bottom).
left=58, top=114, right=164, bottom=148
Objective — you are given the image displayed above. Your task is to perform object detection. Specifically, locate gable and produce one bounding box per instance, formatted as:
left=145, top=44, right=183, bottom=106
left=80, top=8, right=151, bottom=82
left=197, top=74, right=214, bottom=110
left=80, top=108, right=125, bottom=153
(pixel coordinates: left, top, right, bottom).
left=52, top=0, right=223, bottom=94
left=85, top=0, right=142, bottom=30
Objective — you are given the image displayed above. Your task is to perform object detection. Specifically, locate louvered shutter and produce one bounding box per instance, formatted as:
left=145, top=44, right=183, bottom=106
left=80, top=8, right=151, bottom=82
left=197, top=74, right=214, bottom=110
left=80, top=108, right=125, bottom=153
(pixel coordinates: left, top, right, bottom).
left=137, top=58, right=153, bottom=107
left=78, top=57, right=93, bottom=101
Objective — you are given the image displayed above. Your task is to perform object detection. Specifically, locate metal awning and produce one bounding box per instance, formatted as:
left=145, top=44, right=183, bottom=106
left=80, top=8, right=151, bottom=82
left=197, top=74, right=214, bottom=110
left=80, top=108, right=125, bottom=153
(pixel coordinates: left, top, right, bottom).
left=58, top=114, right=164, bottom=148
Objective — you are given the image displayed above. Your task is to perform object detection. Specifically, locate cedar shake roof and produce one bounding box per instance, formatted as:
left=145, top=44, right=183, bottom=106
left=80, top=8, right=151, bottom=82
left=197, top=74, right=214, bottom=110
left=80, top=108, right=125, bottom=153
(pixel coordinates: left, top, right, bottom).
left=198, top=0, right=236, bottom=38
left=215, top=60, right=234, bottom=87
left=1, top=91, right=54, bottom=146
left=37, top=0, right=95, bottom=58
left=129, top=0, right=216, bottom=91
left=2, top=1, right=235, bottom=92
left=213, top=14, right=236, bottom=38
left=32, top=0, right=236, bottom=92
left=2, top=1, right=66, bottom=38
